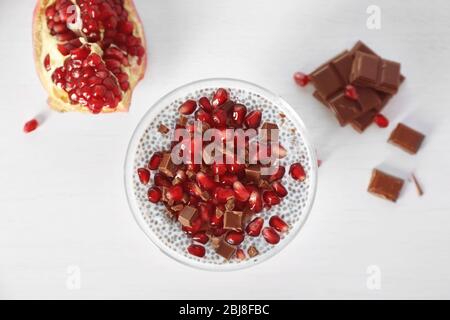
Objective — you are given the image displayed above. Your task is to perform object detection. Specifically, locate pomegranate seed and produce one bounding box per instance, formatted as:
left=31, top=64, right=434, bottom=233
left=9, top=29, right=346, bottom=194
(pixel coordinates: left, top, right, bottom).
left=227, top=162, right=245, bottom=175
left=345, top=85, right=358, bottom=100
left=269, top=216, right=289, bottom=233
left=225, top=231, right=245, bottom=245
left=199, top=97, right=213, bottom=113
left=233, top=181, right=250, bottom=202
left=268, top=166, right=285, bottom=182
left=179, top=100, right=197, bottom=115
left=147, top=187, right=162, bottom=203
left=154, top=173, right=171, bottom=187
left=167, top=185, right=184, bottom=202
left=212, top=162, right=227, bottom=176
left=263, top=191, right=281, bottom=206
left=137, top=168, right=150, bottom=185
left=318, top=159, right=322, bottom=167
left=272, top=181, right=288, bottom=198
left=245, top=217, right=264, bottom=237
left=236, top=248, right=246, bottom=260
left=289, top=163, right=306, bottom=181
left=262, top=227, right=280, bottom=244
left=374, top=114, right=389, bottom=128
left=23, top=119, right=39, bottom=133
left=244, top=110, right=262, bottom=129
left=213, top=186, right=235, bottom=204
left=187, top=244, right=205, bottom=257
left=195, top=109, right=213, bottom=126
left=196, top=172, right=216, bottom=191
left=44, top=54, right=51, bottom=71
left=212, top=108, right=227, bottom=128
left=210, top=214, right=224, bottom=227
left=220, top=173, right=238, bottom=186
left=148, top=152, right=163, bottom=170
left=192, top=232, right=209, bottom=244
left=230, top=104, right=247, bottom=128
left=212, top=88, right=228, bottom=107
left=248, top=190, right=263, bottom=213
left=293, top=72, right=310, bottom=87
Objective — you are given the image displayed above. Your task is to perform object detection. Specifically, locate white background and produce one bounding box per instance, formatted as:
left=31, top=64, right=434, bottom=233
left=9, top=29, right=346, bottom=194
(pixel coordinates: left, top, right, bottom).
left=1, top=0, right=450, bottom=299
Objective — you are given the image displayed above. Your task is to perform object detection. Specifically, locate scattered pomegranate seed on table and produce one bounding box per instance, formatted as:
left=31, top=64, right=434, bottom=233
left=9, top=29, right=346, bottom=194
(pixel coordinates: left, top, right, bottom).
left=374, top=114, right=389, bottom=128
left=23, top=119, right=39, bottom=134
left=293, top=72, right=310, bottom=87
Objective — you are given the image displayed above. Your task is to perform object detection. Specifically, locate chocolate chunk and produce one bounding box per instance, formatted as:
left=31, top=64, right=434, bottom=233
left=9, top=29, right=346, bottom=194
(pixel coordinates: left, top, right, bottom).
left=216, top=206, right=225, bottom=218
left=158, top=152, right=176, bottom=177
left=367, top=169, right=404, bottom=202
left=215, top=240, right=237, bottom=260
left=350, top=51, right=401, bottom=94
left=158, top=123, right=169, bottom=134
left=225, top=197, right=235, bottom=211
left=245, top=165, right=261, bottom=182
left=171, top=204, right=184, bottom=212
left=388, top=123, right=425, bottom=155
left=223, top=211, right=243, bottom=231
left=178, top=206, right=198, bottom=227
left=260, top=122, right=279, bottom=142
left=247, top=246, right=259, bottom=258
left=351, top=109, right=377, bottom=133
left=411, top=174, right=424, bottom=196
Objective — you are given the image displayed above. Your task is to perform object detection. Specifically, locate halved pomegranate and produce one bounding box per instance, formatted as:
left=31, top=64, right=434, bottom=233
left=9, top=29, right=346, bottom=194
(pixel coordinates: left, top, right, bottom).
left=33, top=0, right=147, bottom=114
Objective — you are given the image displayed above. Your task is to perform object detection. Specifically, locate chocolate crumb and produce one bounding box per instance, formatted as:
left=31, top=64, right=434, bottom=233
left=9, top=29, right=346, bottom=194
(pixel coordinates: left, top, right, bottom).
left=158, top=123, right=170, bottom=134
left=411, top=174, right=424, bottom=196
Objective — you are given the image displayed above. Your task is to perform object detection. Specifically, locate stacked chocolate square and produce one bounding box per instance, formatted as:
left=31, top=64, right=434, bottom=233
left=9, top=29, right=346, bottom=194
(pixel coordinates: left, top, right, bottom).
left=309, top=41, right=404, bottom=132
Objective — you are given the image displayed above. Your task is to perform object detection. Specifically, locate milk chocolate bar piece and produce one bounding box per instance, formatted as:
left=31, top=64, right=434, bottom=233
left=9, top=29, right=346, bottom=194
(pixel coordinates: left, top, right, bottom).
left=223, top=211, right=243, bottom=231
left=215, top=239, right=237, bottom=259
left=158, top=152, right=176, bottom=177
left=247, top=246, right=259, bottom=257
left=368, top=169, right=404, bottom=202
left=388, top=123, right=425, bottom=154
left=350, top=51, right=401, bottom=94
left=351, top=110, right=377, bottom=133
left=178, top=206, right=198, bottom=227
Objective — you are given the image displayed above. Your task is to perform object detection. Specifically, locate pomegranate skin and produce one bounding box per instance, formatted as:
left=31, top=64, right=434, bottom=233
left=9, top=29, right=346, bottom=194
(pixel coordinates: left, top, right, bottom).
left=32, top=0, right=147, bottom=114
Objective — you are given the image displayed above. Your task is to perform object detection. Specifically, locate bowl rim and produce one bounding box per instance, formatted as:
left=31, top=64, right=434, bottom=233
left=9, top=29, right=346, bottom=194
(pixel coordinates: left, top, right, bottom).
left=124, top=77, right=318, bottom=271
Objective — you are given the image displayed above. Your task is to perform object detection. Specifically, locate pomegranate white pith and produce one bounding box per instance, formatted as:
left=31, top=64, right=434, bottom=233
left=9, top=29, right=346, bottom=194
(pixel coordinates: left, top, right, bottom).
left=33, top=0, right=147, bottom=114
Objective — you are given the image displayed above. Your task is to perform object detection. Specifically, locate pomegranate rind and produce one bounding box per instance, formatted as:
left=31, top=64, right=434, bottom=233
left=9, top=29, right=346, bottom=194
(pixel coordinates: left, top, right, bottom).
left=32, top=0, right=147, bottom=113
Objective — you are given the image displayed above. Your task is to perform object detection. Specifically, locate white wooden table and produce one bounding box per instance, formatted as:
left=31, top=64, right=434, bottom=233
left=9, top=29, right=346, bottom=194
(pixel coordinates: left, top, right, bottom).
left=1, top=0, right=450, bottom=299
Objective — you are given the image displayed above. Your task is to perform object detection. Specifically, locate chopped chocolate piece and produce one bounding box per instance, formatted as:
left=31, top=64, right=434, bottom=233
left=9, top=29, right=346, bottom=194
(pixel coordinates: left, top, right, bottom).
left=279, top=113, right=286, bottom=118
left=181, top=193, right=190, bottom=204
left=161, top=187, right=174, bottom=206
left=350, top=51, right=401, bottom=94
left=260, top=122, right=279, bottom=142
left=158, top=123, right=170, bottom=134
left=171, top=204, right=184, bottom=212
left=245, top=165, right=261, bottom=182
left=388, top=123, right=425, bottom=155
left=158, top=153, right=176, bottom=177
left=178, top=206, right=198, bottom=227
left=368, top=169, right=404, bottom=202
left=186, top=170, right=196, bottom=180
left=247, top=245, right=259, bottom=258
left=210, top=234, right=224, bottom=249
left=411, top=174, right=424, bottom=196
left=350, top=40, right=377, bottom=56
left=225, top=197, right=235, bottom=211
left=223, top=211, right=243, bottom=231
left=328, top=92, right=364, bottom=126
left=215, top=239, right=237, bottom=260
left=258, top=179, right=271, bottom=190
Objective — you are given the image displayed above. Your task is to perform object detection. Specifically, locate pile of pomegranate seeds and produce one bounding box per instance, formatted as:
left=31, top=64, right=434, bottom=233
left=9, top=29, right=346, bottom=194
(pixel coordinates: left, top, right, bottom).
left=136, top=88, right=307, bottom=260
left=43, top=0, right=146, bottom=113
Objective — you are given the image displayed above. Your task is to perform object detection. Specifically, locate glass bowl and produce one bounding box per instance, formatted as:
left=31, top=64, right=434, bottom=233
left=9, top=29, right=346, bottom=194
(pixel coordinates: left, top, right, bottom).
left=124, top=78, right=318, bottom=271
